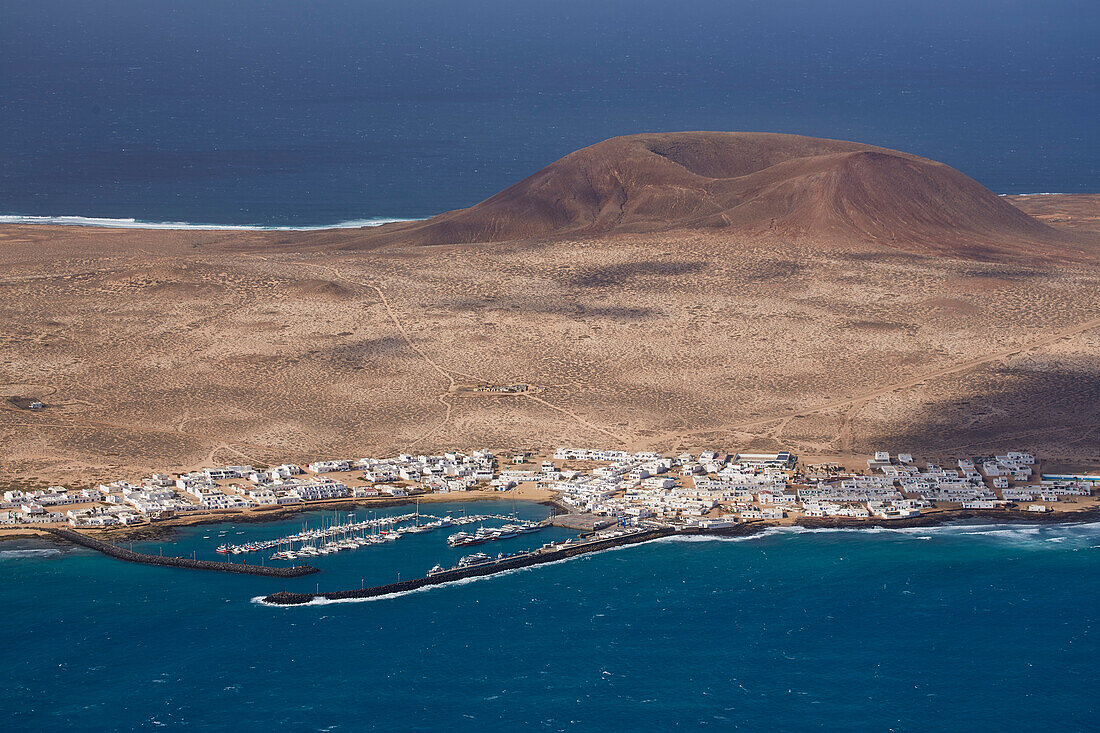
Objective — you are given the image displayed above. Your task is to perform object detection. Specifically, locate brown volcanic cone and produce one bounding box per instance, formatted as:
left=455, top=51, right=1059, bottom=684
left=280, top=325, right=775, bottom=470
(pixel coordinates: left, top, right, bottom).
left=336, top=132, right=1081, bottom=258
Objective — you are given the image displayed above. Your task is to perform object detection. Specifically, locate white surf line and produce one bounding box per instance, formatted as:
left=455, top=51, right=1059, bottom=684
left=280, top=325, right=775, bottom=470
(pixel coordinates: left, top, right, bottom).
left=657, top=521, right=1100, bottom=544
left=252, top=521, right=1100, bottom=607
left=0, top=549, right=64, bottom=559
left=251, top=537, right=668, bottom=608
left=0, top=214, right=427, bottom=231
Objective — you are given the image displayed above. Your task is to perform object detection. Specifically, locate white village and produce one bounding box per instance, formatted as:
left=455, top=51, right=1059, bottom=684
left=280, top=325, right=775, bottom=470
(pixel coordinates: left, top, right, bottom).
left=3, top=446, right=1096, bottom=532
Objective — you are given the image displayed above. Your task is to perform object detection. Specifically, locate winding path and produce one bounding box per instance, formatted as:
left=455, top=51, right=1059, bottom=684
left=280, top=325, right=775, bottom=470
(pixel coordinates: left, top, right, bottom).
left=294, top=258, right=628, bottom=449
left=523, top=393, right=630, bottom=445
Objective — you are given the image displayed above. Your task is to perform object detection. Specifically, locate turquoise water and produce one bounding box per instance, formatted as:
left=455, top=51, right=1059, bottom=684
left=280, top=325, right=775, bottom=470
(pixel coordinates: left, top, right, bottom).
left=3, top=501, right=1097, bottom=731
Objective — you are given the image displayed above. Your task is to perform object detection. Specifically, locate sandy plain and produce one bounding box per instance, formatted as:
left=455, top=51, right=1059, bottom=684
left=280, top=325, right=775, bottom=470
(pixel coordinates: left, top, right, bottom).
left=0, top=193, right=1097, bottom=489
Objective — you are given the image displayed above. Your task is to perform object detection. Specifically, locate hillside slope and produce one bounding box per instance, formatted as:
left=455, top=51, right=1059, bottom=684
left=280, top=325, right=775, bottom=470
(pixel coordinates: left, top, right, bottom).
left=334, top=132, right=1080, bottom=258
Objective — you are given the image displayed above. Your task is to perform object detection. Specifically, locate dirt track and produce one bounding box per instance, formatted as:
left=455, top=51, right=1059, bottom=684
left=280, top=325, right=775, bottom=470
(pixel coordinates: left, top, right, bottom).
left=0, top=193, right=1097, bottom=484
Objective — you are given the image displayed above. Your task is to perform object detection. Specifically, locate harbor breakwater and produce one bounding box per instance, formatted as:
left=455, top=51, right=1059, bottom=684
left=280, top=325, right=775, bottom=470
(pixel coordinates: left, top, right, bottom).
left=43, top=528, right=320, bottom=577
left=262, top=523, right=763, bottom=605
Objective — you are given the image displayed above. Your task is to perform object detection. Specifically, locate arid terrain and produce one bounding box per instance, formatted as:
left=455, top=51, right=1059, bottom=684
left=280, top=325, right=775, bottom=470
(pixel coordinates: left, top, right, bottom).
left=1, top=134, right=1097, bottom=486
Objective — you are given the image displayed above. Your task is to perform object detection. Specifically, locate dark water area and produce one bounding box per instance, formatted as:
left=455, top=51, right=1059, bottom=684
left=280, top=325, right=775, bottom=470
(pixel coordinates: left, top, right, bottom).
left=2, top=1, right=1097, bottom=226
left=3, top=505, right=1098, bottom=731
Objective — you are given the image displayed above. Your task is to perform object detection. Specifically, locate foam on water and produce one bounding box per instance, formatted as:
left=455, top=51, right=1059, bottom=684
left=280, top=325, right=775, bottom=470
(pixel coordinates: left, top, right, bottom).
left=647, top=521, right=1100, bottom=555
left=0, top=549, right=62, bottom=560
left=654, top=531, right=783, bottom=544
left=252, top=537, right=663, bottom=607
left=251, top=522, right=1100, bottom=608
left=0, top=214, right=425, bottom=231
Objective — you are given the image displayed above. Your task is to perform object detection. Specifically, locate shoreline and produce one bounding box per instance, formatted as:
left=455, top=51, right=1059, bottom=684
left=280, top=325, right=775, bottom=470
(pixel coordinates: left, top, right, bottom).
left=0, top=214, right=423, bottom=231
left=1, top=489, right=563, bottom=545
left=9, top=495, right=1097, bottom=551
left=791, top=504, right=1100, bottom=530
left=17, top=499, right=1097, bottom=586
left=2, top=195, right=1093, bottom=231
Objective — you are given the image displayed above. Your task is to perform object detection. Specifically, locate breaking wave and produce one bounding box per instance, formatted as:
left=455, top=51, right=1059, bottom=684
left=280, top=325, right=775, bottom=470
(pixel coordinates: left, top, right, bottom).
left=252, top=539, right=660, bottom=608
left=0, top=214, right=424, bottom=231
left=252, top=522, right=1100, bottom=607
left=659, top=521, right=1100, bottom=548
left=0, top=549, right=63, bottom=560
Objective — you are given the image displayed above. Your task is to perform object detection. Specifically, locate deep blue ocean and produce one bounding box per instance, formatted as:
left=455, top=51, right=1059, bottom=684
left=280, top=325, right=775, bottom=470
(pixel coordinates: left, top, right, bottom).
left=1, top=1, right=1097, bottom=227
left=3, top=500, right=1098, bottom=731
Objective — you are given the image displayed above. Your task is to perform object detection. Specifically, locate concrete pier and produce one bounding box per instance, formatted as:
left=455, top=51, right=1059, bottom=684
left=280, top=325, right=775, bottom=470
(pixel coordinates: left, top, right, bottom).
left=546, top=513, right=616, bottom=531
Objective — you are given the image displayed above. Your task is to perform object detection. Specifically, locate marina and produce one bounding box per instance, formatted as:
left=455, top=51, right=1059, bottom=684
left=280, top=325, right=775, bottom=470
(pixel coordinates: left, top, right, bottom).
left=218, top=512, right=422, bottom=555
left=212, top=511, right=545, bottom=561
left=445, top=521, right=543, bottom=547
left=15, top=446, right=1097, bottom=597
left=29, top=499, right=572, bottom=582
left=264, top=524, right=684, bottom=605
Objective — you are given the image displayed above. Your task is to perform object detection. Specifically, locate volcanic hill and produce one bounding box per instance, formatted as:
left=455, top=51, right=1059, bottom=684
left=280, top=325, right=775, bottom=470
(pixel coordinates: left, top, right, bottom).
left=336, top=132, right=1082, bottom=259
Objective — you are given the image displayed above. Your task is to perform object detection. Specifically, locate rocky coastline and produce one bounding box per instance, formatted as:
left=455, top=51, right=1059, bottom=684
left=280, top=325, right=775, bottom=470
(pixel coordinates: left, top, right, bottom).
left=792, top=505, right=1100, bottom=531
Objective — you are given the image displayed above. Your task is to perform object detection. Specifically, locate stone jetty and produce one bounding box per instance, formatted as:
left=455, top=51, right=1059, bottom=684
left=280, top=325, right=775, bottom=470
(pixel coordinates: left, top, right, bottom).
left=43, top=528, right=319, bottom=577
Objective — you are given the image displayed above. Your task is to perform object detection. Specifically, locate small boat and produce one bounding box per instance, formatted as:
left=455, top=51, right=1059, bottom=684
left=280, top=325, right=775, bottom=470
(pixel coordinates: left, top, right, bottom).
left=457, top=552, right=492, bottom=568
left=495, top=525, right=520, bottom=539
left=446, top=532, right=471, bottom=547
